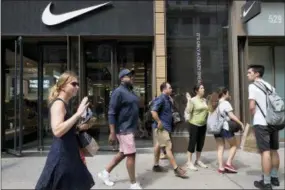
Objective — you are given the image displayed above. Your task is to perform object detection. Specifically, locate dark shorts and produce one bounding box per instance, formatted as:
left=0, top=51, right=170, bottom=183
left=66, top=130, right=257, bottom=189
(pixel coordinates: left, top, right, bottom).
left=214, top=129, right=235, bottom=139
left=254, top=125, right=279, bottom=153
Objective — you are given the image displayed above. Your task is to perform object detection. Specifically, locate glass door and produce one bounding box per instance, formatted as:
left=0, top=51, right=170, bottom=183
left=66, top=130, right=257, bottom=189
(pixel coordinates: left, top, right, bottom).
left=41, top=45, right=68, bottom=149
left=274, top=46, right=285, bottom=139
left=117, top=43, right=153, bottom=147
left=3, top=38, right=40, bottom=155
left=5, top=37, right=24, bottom=156
left=84, top=42, right=115, bottom=150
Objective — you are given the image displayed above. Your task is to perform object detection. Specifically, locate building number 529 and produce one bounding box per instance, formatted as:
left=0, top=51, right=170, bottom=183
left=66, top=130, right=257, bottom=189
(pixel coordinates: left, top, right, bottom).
left=268, top=14, right=283, bottom=24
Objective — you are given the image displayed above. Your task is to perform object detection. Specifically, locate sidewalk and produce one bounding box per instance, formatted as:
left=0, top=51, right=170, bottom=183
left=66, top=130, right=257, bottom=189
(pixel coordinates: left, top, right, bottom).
left=1, top=148, right=284, bottom=189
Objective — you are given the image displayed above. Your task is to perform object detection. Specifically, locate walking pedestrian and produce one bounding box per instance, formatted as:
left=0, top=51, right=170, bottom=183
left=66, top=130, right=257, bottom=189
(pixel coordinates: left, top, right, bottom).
left=35, top=71, right=94, bottom=190
left=184, top=84, right=209, bottom=171
left=151, top=82, right=188, bottom=178
left=98, top=69, right=142, bottom=189
left=208, top=87, right=244, bottom=174
left=247, top=65, right=280, bottom=190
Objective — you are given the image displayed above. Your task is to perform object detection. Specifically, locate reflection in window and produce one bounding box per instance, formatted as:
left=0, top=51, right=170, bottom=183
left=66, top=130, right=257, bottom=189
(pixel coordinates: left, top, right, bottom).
left=4, top=44, right=39, bottom=146
left=43, top=45, right=67, bottom=135
left=167, top=17, right=179, bottom=37
left=166, top=0, right=229, bottom=111
left=199, top=17, right=211, bottom=36
left=181, top=17, right=194, bottom=36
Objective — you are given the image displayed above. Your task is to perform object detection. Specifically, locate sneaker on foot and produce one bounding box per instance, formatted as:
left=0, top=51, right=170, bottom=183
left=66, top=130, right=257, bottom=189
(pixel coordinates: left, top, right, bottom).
left=195, top=160, right=208, bottom=168
left=271, top=177, right=280, bottom=186
left=225, top=164, right=237, bottom=173
left=174, top=167, right=188, bottom=178
left=218, top=168, right=225, bottom=174
left=129, top=182, right=142, bottom=189
left=152, top=165, right=167, bottom=172
left=98, top=170, right=114, bottom=187
left=254, top=180, right=273, bottom=190
left=186, top=162, right=198, bottom=171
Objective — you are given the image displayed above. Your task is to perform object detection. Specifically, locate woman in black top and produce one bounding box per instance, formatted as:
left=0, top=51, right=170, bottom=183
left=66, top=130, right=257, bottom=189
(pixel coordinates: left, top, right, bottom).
left=35, top=71, right=94, bottom=190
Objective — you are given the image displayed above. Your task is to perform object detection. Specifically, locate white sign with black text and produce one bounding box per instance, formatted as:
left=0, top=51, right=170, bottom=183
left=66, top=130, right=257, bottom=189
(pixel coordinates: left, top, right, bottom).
left=196, top=32, right=202, bottom=84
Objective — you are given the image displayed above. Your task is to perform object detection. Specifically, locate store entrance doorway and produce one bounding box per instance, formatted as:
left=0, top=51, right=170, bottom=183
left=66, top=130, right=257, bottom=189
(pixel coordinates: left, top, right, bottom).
left=82, top=40, right=153, bottom=150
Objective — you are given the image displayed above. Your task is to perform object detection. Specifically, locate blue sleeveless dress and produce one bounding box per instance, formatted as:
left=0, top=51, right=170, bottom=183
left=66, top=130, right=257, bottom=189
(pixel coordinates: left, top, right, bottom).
left=35, top=98, right=95, bottom=190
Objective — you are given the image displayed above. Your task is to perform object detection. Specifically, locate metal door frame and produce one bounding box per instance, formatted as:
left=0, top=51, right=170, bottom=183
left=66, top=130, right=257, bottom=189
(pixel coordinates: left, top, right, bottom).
left=6, top=36, right=24, bottom=157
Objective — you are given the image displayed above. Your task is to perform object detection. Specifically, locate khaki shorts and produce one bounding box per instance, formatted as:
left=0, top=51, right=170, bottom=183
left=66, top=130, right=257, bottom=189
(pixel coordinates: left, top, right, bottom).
left=154, top=128, right=172, bottom=150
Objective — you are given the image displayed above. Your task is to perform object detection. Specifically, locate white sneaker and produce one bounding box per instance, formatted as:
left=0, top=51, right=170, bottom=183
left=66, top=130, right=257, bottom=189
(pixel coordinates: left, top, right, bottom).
left=129, top=182, right=142, bottom=189
left=98, top=170, right=114, bottom=187
left=195, top=160, right=208, bottom=168
left=186, top=162, right=198, bottom=171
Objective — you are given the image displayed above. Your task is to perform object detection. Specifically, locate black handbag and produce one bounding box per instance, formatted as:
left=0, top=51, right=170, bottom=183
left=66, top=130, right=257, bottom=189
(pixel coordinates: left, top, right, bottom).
left=227, top=120, right=242, bottom=133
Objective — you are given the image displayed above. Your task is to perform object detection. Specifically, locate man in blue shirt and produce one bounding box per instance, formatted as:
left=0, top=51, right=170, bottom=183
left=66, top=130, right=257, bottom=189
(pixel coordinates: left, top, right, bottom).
left=98, top=69, right=142, bottom=189
left=151, top=82, right=187, bottom=178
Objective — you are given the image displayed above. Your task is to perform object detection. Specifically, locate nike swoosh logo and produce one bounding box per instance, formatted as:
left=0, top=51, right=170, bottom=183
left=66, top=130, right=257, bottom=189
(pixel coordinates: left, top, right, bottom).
left=243, top=1, right=256, bottom=18
left=42, top=2, right=111, bottom=26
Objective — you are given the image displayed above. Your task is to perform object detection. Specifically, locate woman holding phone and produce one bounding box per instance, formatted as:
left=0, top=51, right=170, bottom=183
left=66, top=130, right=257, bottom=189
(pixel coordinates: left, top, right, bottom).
left=35, top=71, right=94, bottom=190
left=184, top=84, right=209, bottom=171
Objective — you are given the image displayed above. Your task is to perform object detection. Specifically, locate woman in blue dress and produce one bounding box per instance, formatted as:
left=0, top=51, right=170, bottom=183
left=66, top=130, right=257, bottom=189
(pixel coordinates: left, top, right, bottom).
left=35, top=71, right=95, bottom=190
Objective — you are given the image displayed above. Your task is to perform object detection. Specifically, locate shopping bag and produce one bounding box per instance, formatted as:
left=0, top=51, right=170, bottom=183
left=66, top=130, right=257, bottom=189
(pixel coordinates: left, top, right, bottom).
left=84, top=137, right=99, bottom=156
left=240, top=123, right=258, bottom=153
left=77, top=132, right=100, bottom=157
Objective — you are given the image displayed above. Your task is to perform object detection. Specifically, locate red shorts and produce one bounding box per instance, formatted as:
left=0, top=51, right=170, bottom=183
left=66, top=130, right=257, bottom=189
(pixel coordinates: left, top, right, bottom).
left=116, top=133, right=136, bottom=155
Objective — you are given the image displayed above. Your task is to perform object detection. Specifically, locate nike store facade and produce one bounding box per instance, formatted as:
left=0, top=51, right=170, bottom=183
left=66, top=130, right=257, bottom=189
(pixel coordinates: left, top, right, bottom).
left=1, top=0, right=154, bottom=156
left=4, top=0, right=281, bottom=156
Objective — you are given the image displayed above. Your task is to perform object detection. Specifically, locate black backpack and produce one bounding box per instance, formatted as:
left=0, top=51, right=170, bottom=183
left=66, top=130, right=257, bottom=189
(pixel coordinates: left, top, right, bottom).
left=144, top=97, right=165, bottom=123
left=144, top=99, right=155, bottom=123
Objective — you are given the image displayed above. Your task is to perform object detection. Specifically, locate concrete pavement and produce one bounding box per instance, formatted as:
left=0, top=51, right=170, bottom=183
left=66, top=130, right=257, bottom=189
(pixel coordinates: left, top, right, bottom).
left=1, top=148, right=285, bottom=189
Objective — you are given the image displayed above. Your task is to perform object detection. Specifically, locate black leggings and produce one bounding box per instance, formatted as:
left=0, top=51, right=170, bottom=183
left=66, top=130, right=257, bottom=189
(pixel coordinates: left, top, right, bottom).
left=188, top=123, right=207, bottom=153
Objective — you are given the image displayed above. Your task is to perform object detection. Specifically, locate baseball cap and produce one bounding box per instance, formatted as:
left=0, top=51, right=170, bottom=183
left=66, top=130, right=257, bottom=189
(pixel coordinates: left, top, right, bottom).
left=118, top=69, right=134, bottom=79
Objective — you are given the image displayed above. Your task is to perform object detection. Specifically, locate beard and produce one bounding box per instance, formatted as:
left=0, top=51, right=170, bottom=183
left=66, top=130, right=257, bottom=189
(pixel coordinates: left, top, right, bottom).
left=122, top=80, right=133, bottom=88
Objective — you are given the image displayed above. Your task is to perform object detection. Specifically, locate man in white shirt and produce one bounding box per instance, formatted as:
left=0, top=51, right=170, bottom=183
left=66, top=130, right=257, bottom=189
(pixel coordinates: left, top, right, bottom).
left=247, top=65, right=280, bottom=190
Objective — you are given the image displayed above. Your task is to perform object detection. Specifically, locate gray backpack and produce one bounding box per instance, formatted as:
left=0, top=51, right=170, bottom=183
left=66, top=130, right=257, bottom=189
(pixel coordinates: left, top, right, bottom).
left=206, top=104, right=225, bottom=134
left=254, top=81, right=285, bottom=130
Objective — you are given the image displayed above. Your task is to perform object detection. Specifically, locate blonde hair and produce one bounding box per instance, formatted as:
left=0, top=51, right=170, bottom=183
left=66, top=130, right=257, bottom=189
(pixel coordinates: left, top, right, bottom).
left=48, top=71, right=78, bottom=104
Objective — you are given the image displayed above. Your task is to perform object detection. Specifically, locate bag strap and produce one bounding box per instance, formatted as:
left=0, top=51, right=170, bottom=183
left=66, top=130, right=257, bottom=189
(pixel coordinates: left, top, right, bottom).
left=217, top=101, right=226, bottom=118
left=254, top=100, right=266, bottom=119
left=253, top=83, right=267, bottom=119
left=253, top=82, right=268, bottom=95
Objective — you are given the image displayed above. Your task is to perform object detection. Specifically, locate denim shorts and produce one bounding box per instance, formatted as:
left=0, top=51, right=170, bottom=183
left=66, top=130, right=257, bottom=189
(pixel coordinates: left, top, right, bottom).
left=214, top=129, right=235, bottom=139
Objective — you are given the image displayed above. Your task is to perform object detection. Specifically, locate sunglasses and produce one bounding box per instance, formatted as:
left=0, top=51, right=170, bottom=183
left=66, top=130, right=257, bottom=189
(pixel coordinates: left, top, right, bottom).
left=70, top=82, right=79, bottom=87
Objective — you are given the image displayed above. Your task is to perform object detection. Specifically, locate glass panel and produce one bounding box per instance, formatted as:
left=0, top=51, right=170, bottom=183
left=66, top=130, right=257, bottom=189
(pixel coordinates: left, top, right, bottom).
left=248, top=46, right=274, bottom=84
left=117, top=44, right=153, bottom=146
left=85, top=43, right=112, bottom=149
left=4, top=42, right=39, bottom=150
left=274, top=46, right=285, bottom=139
left=42, top=45, right=67, bottom=146
left=166, top=0, right=229, bottom=116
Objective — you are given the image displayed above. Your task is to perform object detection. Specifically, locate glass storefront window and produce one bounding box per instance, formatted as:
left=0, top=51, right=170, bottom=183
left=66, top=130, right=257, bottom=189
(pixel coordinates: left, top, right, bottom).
left=84, top=43, right=112, bottom=146
left=275, top=46, right=285, bottom=139
left=42, top=45, right=67, bottom=140
left=4, top=42, right=39, bottom=150
left=248, top=45, right=285, bottom=139
left=166, top=0, right=229, bottom=99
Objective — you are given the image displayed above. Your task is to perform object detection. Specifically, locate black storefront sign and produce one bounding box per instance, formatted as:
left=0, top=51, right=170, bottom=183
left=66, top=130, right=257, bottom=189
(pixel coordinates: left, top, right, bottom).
left=241, top=1, right=261, bottom=23
left=1, top=0, right=153, bottom=36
